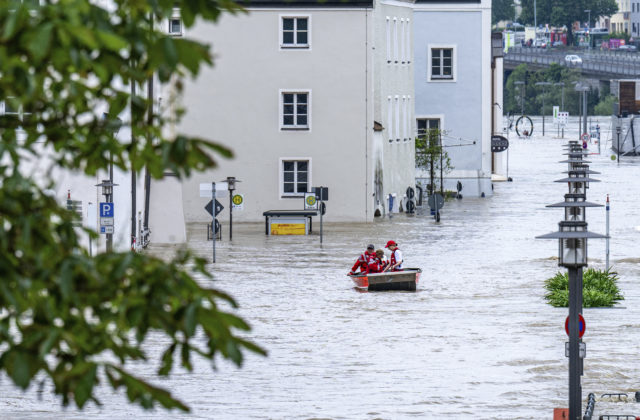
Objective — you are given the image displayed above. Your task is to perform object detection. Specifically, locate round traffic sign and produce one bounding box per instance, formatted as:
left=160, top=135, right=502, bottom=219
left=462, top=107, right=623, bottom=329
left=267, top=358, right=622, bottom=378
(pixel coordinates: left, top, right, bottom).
left=565, top=314, right=586, bottom=338
left=581, top=133, right=590, bottom=142
left=427, top=193, right=444, bottom=211
left=232, top=194, right=243, bottom=206
left=305, top=195, right=317, bottom=207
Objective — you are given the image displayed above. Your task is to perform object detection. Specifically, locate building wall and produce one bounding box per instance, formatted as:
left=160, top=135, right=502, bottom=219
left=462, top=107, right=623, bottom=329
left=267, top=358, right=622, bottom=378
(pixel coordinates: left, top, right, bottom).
left=413, top=1, right=492, bottom=197
left=373, top=1, right=416, bottom=215
left=179, top=8, right=374, bottom=223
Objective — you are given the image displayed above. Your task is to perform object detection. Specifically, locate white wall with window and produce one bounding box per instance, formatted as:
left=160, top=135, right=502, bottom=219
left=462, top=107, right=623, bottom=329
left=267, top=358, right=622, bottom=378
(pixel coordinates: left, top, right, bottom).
left=280, top=90, right=310, bottom=130
left=428, top=45, right=456, bottom=81
left=280, top=15, right=310, bottom=49
left=279, top=158, right=311, bottom=197
left=179, top=5, right=377, bottom=222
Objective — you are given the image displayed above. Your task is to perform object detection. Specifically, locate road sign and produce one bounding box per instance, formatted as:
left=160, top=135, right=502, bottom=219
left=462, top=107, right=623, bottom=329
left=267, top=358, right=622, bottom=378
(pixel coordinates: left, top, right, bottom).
left=304, top=192, right=317, bottom=210
left=491, top=135, right=509, bottom=153
left=100, top=217, right=114, bottom=226
left=99, top=202, right=114, bottom=218
left=100, top=226, right=114, bottom=234
left=553, top=106, right=560, bottom=123
left=205, top=199, right=224, bottom=217
left=558, top=112, right=569, bottom=125
left=581, top=133, right=590, bottom=142
left=313, top=187, right=328, bottom=201
left=232, top=194, right=244, bottom=210
left=427, top=193, right=444, bottom=211
left=565, top=314, right=586, bottom=338
left=565, top=342, right=586, bottom=358
left=199, top=183, right=228, bottom=198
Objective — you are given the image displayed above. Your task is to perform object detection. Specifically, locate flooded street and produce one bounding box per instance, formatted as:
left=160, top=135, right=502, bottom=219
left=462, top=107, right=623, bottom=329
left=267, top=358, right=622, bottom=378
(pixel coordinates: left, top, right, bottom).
left=2, top=117, right=640, bottom=419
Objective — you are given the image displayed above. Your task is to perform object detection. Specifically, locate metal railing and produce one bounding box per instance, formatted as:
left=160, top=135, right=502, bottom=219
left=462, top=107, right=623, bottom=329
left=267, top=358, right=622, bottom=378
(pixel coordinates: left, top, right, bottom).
left=504, top=47, right=640, bottom=78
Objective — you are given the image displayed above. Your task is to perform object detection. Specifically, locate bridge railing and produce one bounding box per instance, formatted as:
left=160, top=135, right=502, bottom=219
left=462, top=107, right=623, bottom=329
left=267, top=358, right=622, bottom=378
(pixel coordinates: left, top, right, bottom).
left=505, top=47, right=640, bottom=78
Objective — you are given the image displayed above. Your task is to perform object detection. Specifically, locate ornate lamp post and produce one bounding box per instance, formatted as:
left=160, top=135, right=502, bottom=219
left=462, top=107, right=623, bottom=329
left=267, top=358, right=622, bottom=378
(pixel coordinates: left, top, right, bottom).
left=222, top=176, right=241, bottom=241
left=537, top=142, right=606, bottom=419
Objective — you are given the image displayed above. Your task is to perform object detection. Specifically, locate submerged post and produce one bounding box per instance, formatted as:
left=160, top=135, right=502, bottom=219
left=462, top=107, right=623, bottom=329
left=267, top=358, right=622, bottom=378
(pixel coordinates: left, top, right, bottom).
left=212, top=182, right=216, bottom=264
left=606, top=194, right=610, bottom=270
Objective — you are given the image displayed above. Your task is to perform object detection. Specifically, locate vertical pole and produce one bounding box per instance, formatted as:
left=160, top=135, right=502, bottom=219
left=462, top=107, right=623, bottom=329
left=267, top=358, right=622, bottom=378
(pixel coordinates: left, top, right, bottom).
left=568, top=266, right=582, bottom=420
left=617, top=132, right=620, bottom=165
left=606, top=194, right=610, bottom=270
left=582, top=91, right=588, bottom=140
left=107, top=155, right=113, bottom=253
left=542, top=93, right=545, bottom=136
left=561, top=84, right=565, bottom=139
left=212, top=182, right=216, bottom=263
left=229, top=190, right=233, bottom=241
left=320, top=187, right=323, bottom=244
left=131, top=79, right=136, bottom=251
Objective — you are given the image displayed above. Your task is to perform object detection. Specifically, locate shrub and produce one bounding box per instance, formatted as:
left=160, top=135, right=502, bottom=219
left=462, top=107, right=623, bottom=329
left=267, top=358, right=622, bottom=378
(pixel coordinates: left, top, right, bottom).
left=544, top=269, right=624, bottom=307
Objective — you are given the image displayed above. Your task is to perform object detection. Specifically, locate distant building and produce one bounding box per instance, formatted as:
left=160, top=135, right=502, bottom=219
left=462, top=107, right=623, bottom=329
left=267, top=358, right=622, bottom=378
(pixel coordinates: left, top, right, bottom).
left=610, top=0, right=630, bottom=33
left=178, top=0, right=416, bottom=223
left=413, top=0, right=493, bottom=197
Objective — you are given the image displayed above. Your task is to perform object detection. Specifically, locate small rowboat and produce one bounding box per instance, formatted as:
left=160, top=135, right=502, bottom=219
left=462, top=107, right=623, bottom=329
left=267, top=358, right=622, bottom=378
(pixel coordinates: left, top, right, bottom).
left=348, top=268, right=422, bottom=292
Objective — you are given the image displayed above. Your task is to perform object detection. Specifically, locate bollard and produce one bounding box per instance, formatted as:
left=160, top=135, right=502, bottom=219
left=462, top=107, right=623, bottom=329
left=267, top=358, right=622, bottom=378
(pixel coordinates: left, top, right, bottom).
left=635, top=391, right=640, bottom=402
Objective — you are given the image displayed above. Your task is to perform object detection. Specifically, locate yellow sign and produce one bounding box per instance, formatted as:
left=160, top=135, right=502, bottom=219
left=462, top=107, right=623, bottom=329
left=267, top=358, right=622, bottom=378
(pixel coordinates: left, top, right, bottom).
left=231, top=193, right=244, bottom=210
left=305, top=195, right=316, bottom=207
left=270, top=223, right=306, bottom=235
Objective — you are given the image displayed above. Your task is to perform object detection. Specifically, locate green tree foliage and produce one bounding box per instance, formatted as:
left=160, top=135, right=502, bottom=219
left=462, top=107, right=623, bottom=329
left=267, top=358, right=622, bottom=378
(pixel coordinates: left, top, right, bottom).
left=0, top=0, right=265, bottom=412
left=595, top=94, right=617, bottom=115
left=544, top=269, right=624, bottom=307
left=504, top=63, right=601, bottom=116
left=492, top=0, right=515, bottom=25
left=519, top=0, right=617, bottom=45
left=415, top=129, right=453, bottom=195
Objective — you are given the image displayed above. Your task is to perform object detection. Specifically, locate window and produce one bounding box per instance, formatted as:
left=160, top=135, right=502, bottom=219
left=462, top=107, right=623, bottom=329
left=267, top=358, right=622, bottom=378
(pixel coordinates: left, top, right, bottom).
left=281, top=160, right=310, bottom=196
left=393, top=18, right=398, bottom=63
left=394, top=96, right=400, bottom=140
left=169, top=18, right=182, bottom=35
left=401, top=19, right=405, bottom=63
left=282, top=17, right=309, bottom=48
left=387, top=96, right=393, bottom=142
left=416, top=118, right=440, bottom=139
left=281, top=92, right=309, bottom=129
left=386, top=17, right=391, bottom=63
left=406, top=19, right=411, bottom=63
left=431, top=48, right=454, bottom=80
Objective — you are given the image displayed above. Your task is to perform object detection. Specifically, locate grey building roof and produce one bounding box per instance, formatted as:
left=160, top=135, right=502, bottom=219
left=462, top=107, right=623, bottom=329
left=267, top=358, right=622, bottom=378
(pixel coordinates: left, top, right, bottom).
left=241, top=0, right=374, bottom=7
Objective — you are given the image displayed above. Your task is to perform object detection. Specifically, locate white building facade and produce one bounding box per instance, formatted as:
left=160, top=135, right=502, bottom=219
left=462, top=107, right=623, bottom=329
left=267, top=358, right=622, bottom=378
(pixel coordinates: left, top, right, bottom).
left=179, top=0, right=416, bottom=223
left=413, top=0, right=493, bottom=197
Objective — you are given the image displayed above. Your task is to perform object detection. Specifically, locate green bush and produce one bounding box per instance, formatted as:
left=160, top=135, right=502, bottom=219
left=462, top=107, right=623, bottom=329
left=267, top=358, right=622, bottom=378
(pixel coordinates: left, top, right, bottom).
left=595, top=95, right=617, bottom=116
left=544, top=269, right=624, bottom=307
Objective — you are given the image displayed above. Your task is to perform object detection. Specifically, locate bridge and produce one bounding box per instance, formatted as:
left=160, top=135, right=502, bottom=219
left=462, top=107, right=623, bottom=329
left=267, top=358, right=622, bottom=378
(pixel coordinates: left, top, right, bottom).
left=504, top=47, right=640, bottom=80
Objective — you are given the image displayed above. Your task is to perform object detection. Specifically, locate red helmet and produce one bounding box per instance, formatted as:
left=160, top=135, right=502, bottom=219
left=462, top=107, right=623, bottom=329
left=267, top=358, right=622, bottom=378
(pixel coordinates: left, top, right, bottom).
left=385, top=240, right=397, bottom=248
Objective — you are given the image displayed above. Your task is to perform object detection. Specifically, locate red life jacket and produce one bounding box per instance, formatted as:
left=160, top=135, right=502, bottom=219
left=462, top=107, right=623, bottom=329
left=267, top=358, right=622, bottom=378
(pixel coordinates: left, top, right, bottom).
left=390, top=248, right=402, bottom=271
left=351, top=251, right=374, bottom=273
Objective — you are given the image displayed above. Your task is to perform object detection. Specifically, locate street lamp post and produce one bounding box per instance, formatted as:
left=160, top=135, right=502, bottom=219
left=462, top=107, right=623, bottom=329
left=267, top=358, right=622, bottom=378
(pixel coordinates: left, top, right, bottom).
left=616, top=126, right=621, bottom=165
left=514, top=81, right=525, bottom=115
left=536, top=82, right=552, bottom=136
left=575, top=84, right=589, bottom=140
left=555, top=82, right=565, bottom=138
left=96, top=180, right=118, bottom=252
left=538, top=141, right=606, bottom=420
left=222, top=176, right=241, bottom=241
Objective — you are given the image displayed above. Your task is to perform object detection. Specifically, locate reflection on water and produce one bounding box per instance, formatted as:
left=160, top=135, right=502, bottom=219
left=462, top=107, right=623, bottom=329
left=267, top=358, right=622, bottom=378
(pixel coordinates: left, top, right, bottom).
left=2, top=117, right=640, bottom=419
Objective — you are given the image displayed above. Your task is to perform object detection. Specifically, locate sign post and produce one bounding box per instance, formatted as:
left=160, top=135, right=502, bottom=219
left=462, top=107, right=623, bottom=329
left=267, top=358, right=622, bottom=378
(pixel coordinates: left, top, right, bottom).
left=313, top=187, right=328, bottom=244
left=212, top=182, right=216, bottom=263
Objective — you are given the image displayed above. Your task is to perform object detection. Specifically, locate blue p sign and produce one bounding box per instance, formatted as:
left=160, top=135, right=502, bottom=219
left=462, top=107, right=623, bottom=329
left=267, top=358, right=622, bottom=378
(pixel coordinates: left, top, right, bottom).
left=100, top=202, right=114, bottom=217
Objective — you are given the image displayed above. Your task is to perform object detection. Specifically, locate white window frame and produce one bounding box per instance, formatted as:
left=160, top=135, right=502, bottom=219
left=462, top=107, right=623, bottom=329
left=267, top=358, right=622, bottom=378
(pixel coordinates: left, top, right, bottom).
left=387, top=96, right=393, bottom=142
left=393, top=18, right=398, bottom=63
left=400, top=19, right=405, bottom=63
left=406, top=19, right=411, bottom=63
left=428, top=44, right=457, bottom=82
left=280, top=15, right=311, bottom=50
left=279, top=90, right=311, bottom=131
left=168, top=8, right=183, bottom=36
left=416, top=114, right=444, bottom=140
left=386, top=17, right=391, bottom=63
left=394, top=95, right=400, bottom=141
left=279, top=158, right=312, bottom=198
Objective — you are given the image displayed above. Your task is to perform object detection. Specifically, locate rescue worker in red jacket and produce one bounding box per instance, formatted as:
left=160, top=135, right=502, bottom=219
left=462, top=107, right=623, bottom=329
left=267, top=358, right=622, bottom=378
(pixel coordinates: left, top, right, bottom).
left=367, top=249, right=388, bottom=273
left=384, top=240, right=403, bottom=271
left=349, top=244, right=376, bottom=274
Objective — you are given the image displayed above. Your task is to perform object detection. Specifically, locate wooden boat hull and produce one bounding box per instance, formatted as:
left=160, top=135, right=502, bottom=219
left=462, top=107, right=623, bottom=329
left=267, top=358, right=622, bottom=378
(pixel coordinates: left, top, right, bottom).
left=349, top=268, right=421, bottom=292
